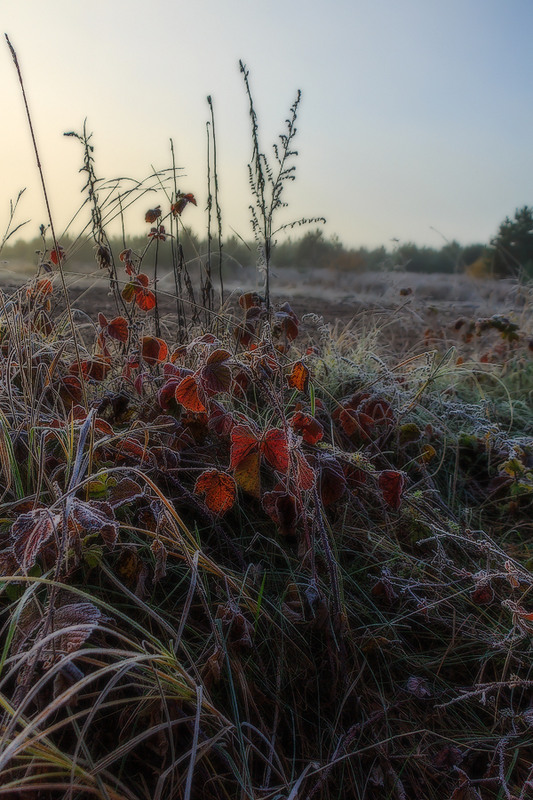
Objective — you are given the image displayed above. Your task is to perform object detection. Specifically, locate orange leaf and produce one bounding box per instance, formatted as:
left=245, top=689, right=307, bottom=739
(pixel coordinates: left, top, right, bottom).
left=175, top=375, right=207, bottom=413
left=287, top=361, right=309, bottom=393
left=135, top=288, right=156, bottom=311
left=195, top=469, right=236, bottom=515
left=142, top=336, right=168, bottom=365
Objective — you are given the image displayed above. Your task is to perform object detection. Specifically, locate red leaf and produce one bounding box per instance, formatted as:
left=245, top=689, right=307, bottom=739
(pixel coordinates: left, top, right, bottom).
left=108, top=478, right=144, bottom=509
left=106, top=316, right=129, bottom=342
left=471, top=584, right=494, bottom=605
left=290, top=411, right=323, bottom=445
left=174, top=375, right=207, bottom=413
left=275, top=312, right=299, bottom=341
left=287, top=361, right=309, bottom=393
left=195, top=469, right=236, bottom=515
left=50, top=246, right=65, bottom=265
left=157, top=378, right=180, bottom=410
left=58, top=375, right=83, bottom=405
left=27, top=278, right=53, bottom=299
left=142, top=336, right=168, bottom=365
left=230, top=424, right=260, bottom=470
left=338, top=408, right=374, bottom=440
left=262, top=429, right=289, bottom=472
left=136, top=273, right=150, bottom=287
left=378, top=470, right=405, bottom=510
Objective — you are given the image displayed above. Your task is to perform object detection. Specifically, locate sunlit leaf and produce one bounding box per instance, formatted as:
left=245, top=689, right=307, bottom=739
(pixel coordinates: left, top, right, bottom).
left=135, top=288, right=157, bottom=311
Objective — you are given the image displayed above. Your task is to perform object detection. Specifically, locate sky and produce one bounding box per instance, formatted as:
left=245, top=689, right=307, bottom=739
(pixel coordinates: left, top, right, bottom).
left=1, top=0, right=533, bottom=252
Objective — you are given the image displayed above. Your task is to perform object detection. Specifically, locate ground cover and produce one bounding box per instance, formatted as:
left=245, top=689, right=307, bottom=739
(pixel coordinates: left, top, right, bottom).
left=0, top=250, right=531, bottom=799
left=1, top=41, right=533, bottom=798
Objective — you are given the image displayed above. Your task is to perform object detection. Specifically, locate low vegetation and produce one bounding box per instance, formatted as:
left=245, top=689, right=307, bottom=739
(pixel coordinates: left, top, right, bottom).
left=0, top=40, right=532, bottom=800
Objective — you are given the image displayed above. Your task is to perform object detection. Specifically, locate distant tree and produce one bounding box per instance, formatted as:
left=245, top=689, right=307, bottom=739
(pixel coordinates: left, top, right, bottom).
left=461, top=243, right=486, bottom=267
left=490, top=205, right=533, bottom=277
left=296, top=228, right=342, bottom=269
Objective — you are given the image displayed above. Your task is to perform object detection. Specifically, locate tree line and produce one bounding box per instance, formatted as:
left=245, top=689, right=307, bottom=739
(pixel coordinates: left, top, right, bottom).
left=2, top=206, right=532, bottom=278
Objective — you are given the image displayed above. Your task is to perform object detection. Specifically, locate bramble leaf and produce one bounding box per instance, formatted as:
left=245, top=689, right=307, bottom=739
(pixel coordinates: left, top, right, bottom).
left=195, top=469, right=236, bottom=515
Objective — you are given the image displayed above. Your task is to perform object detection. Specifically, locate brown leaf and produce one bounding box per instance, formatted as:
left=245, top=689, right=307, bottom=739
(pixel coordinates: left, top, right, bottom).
left=71, top=499, right=119, bottom=548
left=43, top=602, right=112, bottom=666
left=11, top=509, right=61, bottom=571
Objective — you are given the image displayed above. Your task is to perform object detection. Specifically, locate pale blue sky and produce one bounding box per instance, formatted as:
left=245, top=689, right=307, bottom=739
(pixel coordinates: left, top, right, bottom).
left=1, top=0, right=533, bottom=249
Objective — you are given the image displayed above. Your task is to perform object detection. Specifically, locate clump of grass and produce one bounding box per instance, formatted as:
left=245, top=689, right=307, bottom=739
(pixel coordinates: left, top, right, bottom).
left=0, top=37, right=532, bottom=800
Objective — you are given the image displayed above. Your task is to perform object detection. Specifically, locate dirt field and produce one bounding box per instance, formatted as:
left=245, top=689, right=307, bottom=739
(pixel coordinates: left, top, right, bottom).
left=1, top=263, right=530, bottom=356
